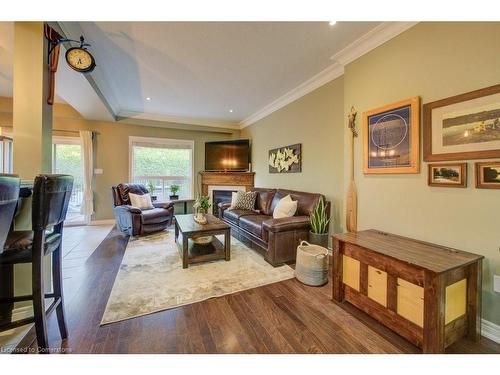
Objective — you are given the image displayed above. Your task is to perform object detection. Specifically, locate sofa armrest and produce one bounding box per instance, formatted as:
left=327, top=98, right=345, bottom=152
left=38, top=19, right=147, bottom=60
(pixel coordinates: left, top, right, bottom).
left=262, top=216, right=311, bottom=233
left=115, top=205, right=142, bottom=214
left=218, top=202, right=231, bottom=217
left=153, top=201, right=174, bottom=209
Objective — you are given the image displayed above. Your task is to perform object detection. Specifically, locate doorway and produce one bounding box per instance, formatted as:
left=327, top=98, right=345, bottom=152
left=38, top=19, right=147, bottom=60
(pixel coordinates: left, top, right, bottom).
left=52, top=136, right=88, bottom=225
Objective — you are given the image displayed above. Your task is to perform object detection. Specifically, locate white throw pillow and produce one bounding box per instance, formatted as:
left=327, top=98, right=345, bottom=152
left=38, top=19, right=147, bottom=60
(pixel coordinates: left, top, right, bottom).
left=129, top=192, right=154, bottom=210
left=228, top=191, right=238, bottom=210
left=273, top=195, right=298, bottom=219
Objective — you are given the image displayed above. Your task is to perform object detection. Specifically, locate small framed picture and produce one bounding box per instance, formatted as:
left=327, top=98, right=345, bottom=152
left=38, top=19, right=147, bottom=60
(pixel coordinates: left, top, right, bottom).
left=363, top=97, right=420, bottom=174
left=475, top=161, right=500, bottom=189
left=428, top=163, right=467, bottom=188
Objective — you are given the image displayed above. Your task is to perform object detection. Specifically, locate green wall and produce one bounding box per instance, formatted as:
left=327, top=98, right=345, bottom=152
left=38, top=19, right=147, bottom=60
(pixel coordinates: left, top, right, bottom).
left=1, top=97, right=239, bottom=220
left=243, top=22, right=500, bottom=326
left=241, top=77, right=345, bottom=235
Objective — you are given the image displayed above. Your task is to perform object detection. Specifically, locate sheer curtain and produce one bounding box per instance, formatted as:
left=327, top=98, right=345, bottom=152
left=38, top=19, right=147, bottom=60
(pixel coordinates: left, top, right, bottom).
left=80, top=130, right=94, bottom=220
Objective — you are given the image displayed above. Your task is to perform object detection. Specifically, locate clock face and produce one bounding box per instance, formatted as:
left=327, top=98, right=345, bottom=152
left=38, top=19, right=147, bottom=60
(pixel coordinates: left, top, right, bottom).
left=65, top=47, right=95, bottom=73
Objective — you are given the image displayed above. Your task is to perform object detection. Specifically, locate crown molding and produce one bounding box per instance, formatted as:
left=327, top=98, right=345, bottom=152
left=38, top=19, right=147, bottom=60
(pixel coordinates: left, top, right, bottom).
left=330, top=22, right=419, bottom=66
left=117, top=110, right=240, bottom=130
left=240, top=22, right=418, bottom=129
left=240, top=62, right=344, bottom=128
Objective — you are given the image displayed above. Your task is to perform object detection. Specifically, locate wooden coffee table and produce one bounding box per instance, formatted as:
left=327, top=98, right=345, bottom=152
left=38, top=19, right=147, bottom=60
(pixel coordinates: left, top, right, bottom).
left=174, top=213, right=231, bottom=269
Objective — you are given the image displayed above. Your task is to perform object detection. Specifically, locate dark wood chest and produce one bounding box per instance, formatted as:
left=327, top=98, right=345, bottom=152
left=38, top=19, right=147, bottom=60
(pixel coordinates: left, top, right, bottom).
left=332, top=229, right=483, bottom=353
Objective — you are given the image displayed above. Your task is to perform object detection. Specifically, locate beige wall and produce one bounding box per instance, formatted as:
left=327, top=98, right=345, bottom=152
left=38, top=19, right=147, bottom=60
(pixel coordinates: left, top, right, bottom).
left=344, top=22, right=500, bottom=325
left=241, top=77, right=345, bottom=235
left=1, top=97, right=239, bottom=220
left=242, top=23, right=500, bottom=325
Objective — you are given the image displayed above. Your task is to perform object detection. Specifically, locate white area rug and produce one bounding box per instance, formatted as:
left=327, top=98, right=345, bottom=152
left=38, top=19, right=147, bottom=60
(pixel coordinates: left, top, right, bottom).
left=101, top=230, right=294, bottom=325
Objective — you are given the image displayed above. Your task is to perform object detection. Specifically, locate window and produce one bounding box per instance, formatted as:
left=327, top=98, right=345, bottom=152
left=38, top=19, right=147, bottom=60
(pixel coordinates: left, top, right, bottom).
left=129, top=136, right=194, bottom=200
left=0, top=135, right=13, bottom=174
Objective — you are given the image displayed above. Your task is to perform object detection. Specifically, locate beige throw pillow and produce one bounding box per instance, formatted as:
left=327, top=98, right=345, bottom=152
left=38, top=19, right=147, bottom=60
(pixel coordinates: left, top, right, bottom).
left=129, top=192, right=154, bottom=210
left=273, top=195, right=297, bottom=219
left=228, top=191, right=238, bottom=210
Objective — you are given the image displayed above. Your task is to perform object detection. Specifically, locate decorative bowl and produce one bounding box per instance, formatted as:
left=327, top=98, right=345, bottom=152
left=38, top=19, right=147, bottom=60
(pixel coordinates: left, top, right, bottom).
left=191, top=235, right=214, bottom=245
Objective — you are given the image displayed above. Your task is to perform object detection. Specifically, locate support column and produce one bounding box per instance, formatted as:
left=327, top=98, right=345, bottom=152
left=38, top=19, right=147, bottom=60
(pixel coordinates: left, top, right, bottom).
left=13, top=22, right=52, bottom=179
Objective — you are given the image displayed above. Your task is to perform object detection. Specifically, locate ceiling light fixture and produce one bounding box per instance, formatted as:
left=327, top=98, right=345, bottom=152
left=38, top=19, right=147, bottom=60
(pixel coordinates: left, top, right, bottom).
left=229, top=109, right=234, bottom=113
left=329, top=21, right=337, bottom=26
left=146, top=97, right=151, bottom=101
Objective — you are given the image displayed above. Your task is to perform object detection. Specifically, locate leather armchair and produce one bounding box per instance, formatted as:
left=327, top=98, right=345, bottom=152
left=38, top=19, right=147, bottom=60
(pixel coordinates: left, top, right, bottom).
left=111, top=183, right=174, bottom=236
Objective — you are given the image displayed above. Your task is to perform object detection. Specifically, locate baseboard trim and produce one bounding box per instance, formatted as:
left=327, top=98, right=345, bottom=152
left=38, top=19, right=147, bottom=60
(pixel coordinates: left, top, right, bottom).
left=482, top=319, right=500, bottom=344
left=89, top=219, right=116, bottom=226
left=11, top=305, right=34, bottom=322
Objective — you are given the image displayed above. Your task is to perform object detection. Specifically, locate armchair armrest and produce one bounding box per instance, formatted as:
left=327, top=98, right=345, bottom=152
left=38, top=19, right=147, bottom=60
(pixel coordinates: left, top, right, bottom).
left=153, top=201, right=174, bottom=209
left=262, top=216, right=311, bottom=233
left=115, top=205, right=142, bottom=214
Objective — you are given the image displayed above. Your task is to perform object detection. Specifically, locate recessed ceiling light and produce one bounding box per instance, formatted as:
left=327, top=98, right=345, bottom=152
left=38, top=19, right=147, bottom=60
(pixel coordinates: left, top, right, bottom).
left=329, top=21, right=337, bottom=26
left=229, top=109, right=234, bottom=113
left=146, top=97, right=151, bottom=101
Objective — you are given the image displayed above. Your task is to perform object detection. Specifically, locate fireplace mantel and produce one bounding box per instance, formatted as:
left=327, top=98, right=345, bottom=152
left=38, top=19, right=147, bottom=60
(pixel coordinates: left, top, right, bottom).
left=199, top=171, right=255, bottom=196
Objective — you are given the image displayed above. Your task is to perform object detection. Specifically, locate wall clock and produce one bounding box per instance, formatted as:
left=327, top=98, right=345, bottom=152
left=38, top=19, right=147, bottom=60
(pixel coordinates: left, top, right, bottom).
left=65, top=36, right=96, bottom=73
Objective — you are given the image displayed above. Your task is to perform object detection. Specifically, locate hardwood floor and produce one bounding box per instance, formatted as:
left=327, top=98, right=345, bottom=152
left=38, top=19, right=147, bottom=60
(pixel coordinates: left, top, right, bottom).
left=19, top=227, right=500, bottom=354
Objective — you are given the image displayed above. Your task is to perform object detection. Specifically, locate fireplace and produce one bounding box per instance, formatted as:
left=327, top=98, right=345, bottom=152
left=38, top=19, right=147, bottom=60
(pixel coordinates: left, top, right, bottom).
left=212, top=190, right=236, bottom=216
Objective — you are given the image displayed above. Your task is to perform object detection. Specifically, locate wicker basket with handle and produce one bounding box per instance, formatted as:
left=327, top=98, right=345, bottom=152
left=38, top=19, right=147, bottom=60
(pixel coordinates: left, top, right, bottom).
left=294, top=240, right=329, bottom=286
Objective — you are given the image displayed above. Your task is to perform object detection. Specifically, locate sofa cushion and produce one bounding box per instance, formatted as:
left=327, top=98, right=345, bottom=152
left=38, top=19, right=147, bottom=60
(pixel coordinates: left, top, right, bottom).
left=251, top=188, right=276, bottom=216
left=270, top=189, right=323, bottom=216
left=239, top=215, right=271, bottom=239
left=141, top=208, right=170, bottom=225
left=223, top=209, right=255, bottom=224
left=273, top=195, right=298, bottom=219
left=233, top=191, right=257, bottom=210
left=129, top=192, right=154, bottom=210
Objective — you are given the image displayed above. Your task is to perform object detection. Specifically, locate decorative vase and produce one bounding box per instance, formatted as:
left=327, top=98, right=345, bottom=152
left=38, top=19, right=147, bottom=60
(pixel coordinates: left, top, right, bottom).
left=169, top=194, right=179, bottom=200
left=308, top=231, right=329, bottom=248
left=194, top=211, right=207, bottom=224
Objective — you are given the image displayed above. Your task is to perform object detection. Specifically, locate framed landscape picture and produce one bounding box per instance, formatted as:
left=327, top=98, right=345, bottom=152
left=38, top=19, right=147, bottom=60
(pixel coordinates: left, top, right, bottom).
left=423, top=84, right=500, bottom=161
left=428, top=163, right=467, bottom=188
left=475, top=161, right=500, bottom=189
left=363, top=97, right=420, bottom=174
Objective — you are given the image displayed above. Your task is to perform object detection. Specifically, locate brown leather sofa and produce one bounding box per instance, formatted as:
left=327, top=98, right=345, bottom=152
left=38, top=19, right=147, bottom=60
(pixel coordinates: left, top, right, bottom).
left=112, top=183, right=174, bottom=236
left=218, top=188, right=329, bottom=266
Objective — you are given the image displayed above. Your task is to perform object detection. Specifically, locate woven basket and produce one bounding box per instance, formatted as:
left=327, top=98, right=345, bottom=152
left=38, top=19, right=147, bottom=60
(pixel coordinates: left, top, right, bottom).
left=294, top=240, right=329, bottom=286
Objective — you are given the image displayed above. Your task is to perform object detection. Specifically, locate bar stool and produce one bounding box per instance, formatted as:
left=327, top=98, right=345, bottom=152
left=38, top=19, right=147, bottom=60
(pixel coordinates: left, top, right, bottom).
left=0, top=174, right=74, bottom=353
left=0, top=174, right=20, bottom=323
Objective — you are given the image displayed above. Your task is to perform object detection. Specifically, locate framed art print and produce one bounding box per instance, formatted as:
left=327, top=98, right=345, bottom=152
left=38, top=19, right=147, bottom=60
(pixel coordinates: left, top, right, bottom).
left=363, top=97, right=420, bottom=174
left=475, top=161, right=500, bottom=189
left=423, top=84, right=500, bottom=161
left=428, top=163, right=467, bottom=188
left=268, top=143, right=302, bottom=173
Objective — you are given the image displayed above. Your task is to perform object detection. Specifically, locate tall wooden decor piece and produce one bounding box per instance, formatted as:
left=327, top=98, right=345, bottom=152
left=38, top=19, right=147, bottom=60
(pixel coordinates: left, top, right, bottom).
left=346, top=106, right=358, bottom=232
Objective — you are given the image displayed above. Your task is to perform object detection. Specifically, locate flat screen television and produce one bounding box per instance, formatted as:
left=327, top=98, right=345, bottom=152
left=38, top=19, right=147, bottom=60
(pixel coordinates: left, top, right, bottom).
left=205, top=139, right=250, bottom=171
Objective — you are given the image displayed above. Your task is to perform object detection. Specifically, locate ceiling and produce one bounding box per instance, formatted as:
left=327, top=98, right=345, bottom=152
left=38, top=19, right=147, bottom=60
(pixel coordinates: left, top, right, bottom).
left=1, top=22, right=417, bottom=128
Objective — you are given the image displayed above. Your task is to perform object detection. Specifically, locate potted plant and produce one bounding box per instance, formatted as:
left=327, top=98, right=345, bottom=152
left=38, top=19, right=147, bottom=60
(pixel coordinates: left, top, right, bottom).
left=308, top=196, right=330, bottom=248
left=193, top=194, right=211, bottom=223
left=147, top=181, right=157, bottom=201
left=169, top=184, right=180, bottom=200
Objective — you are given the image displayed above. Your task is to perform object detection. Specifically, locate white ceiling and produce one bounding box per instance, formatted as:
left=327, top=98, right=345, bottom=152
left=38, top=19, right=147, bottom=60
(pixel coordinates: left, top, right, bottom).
left=1, top=22, right=418, bottom=129
left=62, top=22, right=382, bottom=125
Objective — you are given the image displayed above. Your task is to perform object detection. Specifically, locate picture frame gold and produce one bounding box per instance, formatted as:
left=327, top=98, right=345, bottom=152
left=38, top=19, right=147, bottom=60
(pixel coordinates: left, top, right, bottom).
left=475, top=161, right=500, bottom=189
left=423, top=84, right=500, bottom=162
left=363, top=97, right=420, bottom=174
left=427, top=163, right=467, bottom=188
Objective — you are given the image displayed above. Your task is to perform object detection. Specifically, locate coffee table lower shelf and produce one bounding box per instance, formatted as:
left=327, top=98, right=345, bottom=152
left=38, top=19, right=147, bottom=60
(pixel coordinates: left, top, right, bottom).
left=174, top=214, right=231, bottom=269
